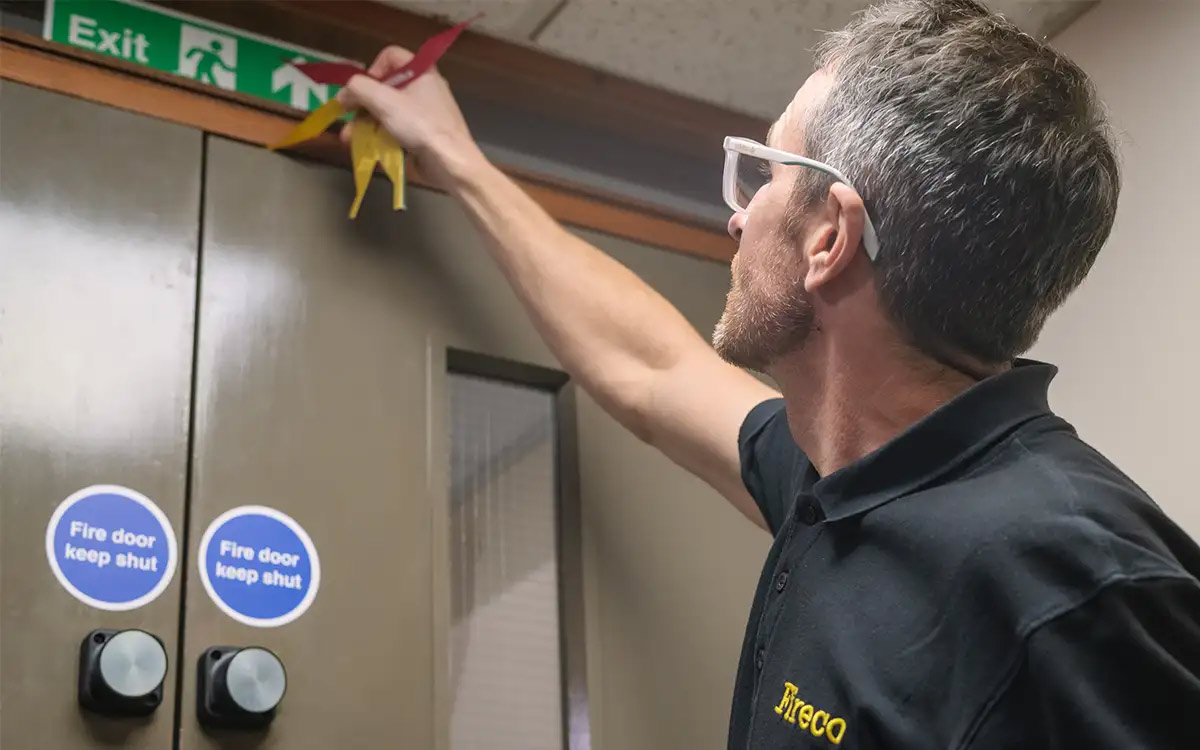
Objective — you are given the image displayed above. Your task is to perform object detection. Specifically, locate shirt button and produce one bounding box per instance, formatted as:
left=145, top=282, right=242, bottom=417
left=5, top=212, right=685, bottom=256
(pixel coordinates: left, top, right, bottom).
left=799, top=502, right=820, bottom=526
left=755, top=648, right=766, bottom=670
left=775, top=570, right=789, bottom=593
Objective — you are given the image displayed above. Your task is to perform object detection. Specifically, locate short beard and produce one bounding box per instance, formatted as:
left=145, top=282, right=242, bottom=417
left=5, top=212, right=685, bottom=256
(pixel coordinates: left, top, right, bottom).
left=712, top=252, right=815, bottom=373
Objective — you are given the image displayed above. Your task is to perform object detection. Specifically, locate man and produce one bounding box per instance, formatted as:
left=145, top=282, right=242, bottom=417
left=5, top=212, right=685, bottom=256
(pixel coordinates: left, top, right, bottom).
left=340, top=0, right=1200, bottom=746
left=186, top=39, right=235, bottom=86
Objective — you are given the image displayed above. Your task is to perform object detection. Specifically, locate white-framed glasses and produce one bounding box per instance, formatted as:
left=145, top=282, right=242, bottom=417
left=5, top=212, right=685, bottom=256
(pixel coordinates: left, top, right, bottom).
left=723, top=136, right=881, bottom=261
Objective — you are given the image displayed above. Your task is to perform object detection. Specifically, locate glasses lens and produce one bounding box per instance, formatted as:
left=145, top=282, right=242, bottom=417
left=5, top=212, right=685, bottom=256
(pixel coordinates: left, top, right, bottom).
left=734, top=151, right=770, bottom=210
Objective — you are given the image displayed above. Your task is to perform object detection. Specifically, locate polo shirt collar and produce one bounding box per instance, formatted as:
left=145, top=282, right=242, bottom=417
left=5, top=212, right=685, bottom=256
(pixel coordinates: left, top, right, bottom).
left=806, top=359, right=1058, bottom=522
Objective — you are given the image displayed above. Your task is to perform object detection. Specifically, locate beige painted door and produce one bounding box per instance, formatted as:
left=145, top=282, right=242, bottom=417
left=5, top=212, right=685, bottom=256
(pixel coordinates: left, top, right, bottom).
left=178, top=136, right=766, bottom=750
left=0, top=82, right=201, bottom=750
left=175, top=136, right=436, bottom=749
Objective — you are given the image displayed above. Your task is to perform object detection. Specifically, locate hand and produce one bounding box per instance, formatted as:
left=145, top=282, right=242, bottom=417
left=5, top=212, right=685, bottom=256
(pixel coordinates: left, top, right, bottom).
left=337, top=46, right=486, bottom=189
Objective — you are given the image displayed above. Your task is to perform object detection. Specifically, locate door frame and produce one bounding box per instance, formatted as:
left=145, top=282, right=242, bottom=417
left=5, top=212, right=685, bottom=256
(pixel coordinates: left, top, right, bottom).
left=0, top=26, right=736, bottom=262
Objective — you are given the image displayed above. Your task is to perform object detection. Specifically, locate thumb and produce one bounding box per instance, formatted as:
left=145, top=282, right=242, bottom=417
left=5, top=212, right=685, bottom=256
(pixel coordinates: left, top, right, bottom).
left=337, top=74, right=397, bottom=120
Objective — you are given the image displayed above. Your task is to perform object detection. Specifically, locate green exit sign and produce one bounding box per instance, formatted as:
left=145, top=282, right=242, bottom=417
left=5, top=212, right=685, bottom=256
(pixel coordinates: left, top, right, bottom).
left=44, top=0, right=349, bottom=111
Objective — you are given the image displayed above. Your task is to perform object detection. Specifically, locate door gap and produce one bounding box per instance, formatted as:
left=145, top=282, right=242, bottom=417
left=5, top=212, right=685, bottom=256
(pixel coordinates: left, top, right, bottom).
left=172, top=132, right=209, bottom=750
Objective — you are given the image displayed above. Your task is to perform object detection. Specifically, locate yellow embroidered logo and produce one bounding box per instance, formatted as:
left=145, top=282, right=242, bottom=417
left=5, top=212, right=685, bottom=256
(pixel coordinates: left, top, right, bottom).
left=773, top=682, right=847, bottom=745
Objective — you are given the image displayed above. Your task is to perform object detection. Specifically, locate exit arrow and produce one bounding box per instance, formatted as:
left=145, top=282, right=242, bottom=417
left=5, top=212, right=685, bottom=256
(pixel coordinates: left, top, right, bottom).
left=271, top=57, right=329, bottom=110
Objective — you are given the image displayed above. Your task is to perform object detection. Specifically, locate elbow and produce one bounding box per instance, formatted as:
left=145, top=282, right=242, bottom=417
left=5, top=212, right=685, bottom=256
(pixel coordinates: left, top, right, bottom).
left=584, top=366, right=659, bottom=447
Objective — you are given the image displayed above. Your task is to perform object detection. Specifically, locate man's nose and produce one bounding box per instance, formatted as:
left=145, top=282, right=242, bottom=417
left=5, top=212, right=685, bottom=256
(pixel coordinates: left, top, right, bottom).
left=727, top=211, right=745, bottom=242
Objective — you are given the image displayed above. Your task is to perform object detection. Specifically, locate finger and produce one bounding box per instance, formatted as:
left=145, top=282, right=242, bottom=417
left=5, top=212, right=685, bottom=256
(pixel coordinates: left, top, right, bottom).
left=339, top=121, right=353, bottom=144
left=367, top=46, right=416, bottom=78
left=337, top=74, right=395, bottom=116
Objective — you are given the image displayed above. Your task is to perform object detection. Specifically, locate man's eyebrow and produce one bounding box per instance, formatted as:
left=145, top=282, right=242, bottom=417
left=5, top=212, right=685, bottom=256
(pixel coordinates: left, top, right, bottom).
left=766, top=122, right=777, bottom=149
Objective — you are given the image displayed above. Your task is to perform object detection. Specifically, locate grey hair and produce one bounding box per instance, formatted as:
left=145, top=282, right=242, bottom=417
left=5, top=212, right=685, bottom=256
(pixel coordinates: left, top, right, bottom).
left=792, top=0, right=1120, bottom=366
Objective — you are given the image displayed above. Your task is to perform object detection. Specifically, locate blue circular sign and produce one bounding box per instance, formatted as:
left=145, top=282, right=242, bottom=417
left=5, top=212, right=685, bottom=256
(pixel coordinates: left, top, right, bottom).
left=45, top=485, right=178, bottom=611
left=198, top=505, right=320, bottom=628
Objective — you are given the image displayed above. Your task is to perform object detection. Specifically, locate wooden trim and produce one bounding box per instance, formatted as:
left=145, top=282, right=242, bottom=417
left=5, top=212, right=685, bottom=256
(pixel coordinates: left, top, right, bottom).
left=0, top=30, right=735, bottom=261
left=0, top=31, right=336, bottom=150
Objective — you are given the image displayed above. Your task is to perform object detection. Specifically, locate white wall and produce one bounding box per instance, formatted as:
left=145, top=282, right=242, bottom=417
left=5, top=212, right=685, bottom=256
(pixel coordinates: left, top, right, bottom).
left=1031, top=1, right=1200, bottom=537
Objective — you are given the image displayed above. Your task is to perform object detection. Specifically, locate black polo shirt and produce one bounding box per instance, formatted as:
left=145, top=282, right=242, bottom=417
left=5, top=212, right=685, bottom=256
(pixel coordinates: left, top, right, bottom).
left=730, top=360, right=1200, bottom=749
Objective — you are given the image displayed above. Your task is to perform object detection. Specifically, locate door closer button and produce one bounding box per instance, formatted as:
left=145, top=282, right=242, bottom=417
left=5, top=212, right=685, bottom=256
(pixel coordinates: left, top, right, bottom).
left=197, top=645, right=287, bottom=729
left=78, top=628, right=168, bottom=716
left=99, top=629, right=168, bottom=698
left=226, top=647, right=287, bottom=713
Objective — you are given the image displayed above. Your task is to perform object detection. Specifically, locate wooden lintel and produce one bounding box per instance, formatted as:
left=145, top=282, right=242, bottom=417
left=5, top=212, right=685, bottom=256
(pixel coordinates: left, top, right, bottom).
left=0, top=28, right=736, bottom=262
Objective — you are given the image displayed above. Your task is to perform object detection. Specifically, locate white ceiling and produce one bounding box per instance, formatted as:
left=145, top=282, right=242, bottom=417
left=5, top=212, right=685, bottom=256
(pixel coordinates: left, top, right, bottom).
left=386, top=0, right=1098, bottom=118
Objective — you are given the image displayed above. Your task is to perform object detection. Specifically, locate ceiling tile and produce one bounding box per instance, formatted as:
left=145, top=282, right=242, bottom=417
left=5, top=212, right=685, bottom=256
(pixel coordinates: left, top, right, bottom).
left=386, top=0, right=561, bottom=38
left=535, top=0, right=871, bottom=119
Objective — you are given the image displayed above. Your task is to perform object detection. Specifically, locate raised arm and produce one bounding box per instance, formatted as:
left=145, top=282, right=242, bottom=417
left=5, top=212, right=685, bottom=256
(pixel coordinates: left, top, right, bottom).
left=339, top=48, right=778, bottom=529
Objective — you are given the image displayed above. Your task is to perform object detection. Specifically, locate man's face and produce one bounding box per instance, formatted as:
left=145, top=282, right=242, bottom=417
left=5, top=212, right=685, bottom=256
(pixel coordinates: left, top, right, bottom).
left=712, top=71, right=834, bottom=373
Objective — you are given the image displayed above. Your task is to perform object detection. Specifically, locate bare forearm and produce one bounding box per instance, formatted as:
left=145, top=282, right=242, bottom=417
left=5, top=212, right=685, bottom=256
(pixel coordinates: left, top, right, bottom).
left=446, top=152, right=708, bottom=436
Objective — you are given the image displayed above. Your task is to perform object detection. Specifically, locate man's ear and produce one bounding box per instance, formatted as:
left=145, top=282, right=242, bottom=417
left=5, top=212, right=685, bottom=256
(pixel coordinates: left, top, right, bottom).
left=803, top=182, right=868, bottom=293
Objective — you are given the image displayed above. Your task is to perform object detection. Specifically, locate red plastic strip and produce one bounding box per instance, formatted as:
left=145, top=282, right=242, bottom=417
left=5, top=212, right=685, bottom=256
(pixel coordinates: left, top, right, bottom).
left=287, top=15, right=479, bottom=88
left=288, top=60, right=365, bottom=86
left=380, top=14, right=480, bottom=88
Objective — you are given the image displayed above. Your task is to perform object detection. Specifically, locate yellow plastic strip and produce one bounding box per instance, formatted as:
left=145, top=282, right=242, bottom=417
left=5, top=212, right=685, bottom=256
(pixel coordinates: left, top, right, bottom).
left=378, top=130, right=407, bottom=211
left=270, top=101, right=407, bottom=217
left=349, top=117, right=381, bottom=219
left=268, top=99, right=346, bottom=151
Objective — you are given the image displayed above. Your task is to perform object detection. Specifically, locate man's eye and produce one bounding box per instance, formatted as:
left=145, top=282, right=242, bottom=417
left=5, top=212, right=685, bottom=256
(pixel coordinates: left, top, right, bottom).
left=758, top=162, right=772, bottom=180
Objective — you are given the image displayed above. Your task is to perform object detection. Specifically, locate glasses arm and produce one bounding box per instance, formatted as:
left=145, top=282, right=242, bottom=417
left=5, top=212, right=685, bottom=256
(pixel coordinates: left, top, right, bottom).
left=722, top=149, right=742, bottom=214
left=723, top=136, right=881, bottom=261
